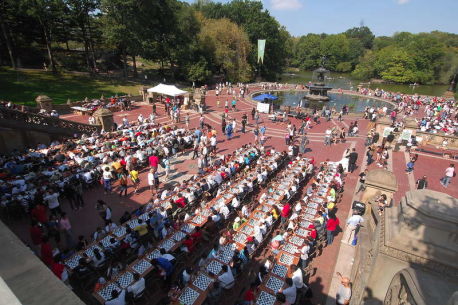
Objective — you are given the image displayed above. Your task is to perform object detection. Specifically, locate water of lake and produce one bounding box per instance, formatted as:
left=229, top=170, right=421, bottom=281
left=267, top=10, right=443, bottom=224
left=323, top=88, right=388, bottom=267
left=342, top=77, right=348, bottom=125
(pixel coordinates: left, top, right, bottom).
left=279, top=70, right=448, bottom=97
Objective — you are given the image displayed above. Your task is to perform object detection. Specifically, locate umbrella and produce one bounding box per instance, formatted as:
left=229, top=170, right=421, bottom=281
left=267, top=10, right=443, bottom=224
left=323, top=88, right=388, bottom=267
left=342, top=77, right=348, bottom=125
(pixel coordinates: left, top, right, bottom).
left=253, top=93, right=279, bottom=101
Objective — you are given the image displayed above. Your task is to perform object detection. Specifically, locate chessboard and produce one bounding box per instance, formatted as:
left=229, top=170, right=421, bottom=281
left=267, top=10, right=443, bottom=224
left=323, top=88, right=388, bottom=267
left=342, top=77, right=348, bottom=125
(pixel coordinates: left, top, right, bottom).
left=192, top=273, right=214, bottom=291
left=100, top=236, right=113, bottom=248
left=97, top=283, right=121, bottom=301
left=271, top=264, right=288, bottom=278
left=127, top=219, right=140, bottom=230
left=265, top=275, right=285, bottom=293
left=132, top=259, right=152, bottom=275
left=282, top=243, right=299, bottom=255
left=279, top=253, right=295, bottom=266
left=138, top=213, right=150, bottom=221
left=221, top=243, right=236, bottom=252
left=306, top=207, right=317, bottom=215
left=256, top=291, right=276, bottom=305
left=113, top=226, right=127, bottom=238
left=146, top=249, right=161, bottom=260
left=181, top=223, right=195, bottom=234
left=233, top=232, right=248, bottom=244
left=224, top=193, right=234, bottom=199
left=215, top=249, right=234, bottom=264
left=116, top=271, right=134, bottom=288
left=289, top=236, right=304, bottom=247
left=85, top=245, right=103, bottom=258
left=253, top=212, right=264, bottom=219
left=206, top=260, right=223, bottom=275
left=172, top=231, right=186, bottom=242
left=65, top=254, right=82, bottom=269
left=248, top=219, right=258, bottom=226
left=240, top=225, right=254, bottom=235
left=192, top=215, right=205, bottom=225
left=159, top=239, right=175, bottom=252
left=295, top=228, right=308, bottom=237
left=178, top=287, right=200, bottom=305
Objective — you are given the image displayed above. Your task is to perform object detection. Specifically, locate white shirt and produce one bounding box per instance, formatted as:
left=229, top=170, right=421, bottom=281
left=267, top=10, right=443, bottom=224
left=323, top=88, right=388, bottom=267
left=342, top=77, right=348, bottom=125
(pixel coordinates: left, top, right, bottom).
left=103, top=171, right=113, bottom=179
left=292, top=268, right=304, bottom=289
left=282, top=286, right=297, bottom=304
left=44, top=193, right=60, bottom=209
left=347, top=215, right=364, bottom=227
left=147, top=172, right=155, bottom=185
left=336, top=285, right=351, bottom=305
left=105, top=289, right=126, bottom=305
left=127, top=278, right=145, bottom=298
left=218, top=268, right=234, bottom=289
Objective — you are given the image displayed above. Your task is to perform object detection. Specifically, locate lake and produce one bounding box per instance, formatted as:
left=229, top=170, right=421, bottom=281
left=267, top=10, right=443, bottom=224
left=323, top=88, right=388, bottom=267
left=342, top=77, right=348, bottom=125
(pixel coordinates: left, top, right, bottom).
left=279, top=70, right=448, bottom=97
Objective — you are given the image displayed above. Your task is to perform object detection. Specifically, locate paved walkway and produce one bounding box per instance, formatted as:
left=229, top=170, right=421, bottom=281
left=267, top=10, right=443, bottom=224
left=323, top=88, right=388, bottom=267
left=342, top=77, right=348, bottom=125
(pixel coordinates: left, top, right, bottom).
left=6, top=87, right=457, bottom=305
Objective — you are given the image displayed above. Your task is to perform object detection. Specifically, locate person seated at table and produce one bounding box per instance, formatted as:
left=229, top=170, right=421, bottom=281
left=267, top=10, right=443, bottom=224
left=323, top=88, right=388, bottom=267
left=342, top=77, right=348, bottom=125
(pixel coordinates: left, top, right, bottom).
left=275, top=292, right=289, bottom=305
left=127, top=273, right=145, bottom=299
left=206, top=281, right=223, bottom=305
left=191, top=226, right=203, bottom=243
left=92, top=227, right=106, bottom=241
left=133, top=219, right=149, bottom=238
left=279, top=278, right=297, bottom=305
left=119, top=211, right=131, bottom=224
left=93, top=277, right=106, bottom=292
left=104, top=220, right=117, bottom=233
left=105, top=289, right=126, bottom=305
left=218, top=265, right=235, bottom=289
left=254, top=265, right=269, bottom=286
left=180, top=267, right=194, bottom=287
left=181, top=234, right=195, bottom=253
left=92, top=248, right=106, bottom=268
left=159, top=248, right=176, bottom=264
left=151, top=258, right=173, bottom=282
left=246, top=236, right=256, bottom=254
left=308, top=224, right=317, bottom=240
left=174, top=193, right=187, bottom=208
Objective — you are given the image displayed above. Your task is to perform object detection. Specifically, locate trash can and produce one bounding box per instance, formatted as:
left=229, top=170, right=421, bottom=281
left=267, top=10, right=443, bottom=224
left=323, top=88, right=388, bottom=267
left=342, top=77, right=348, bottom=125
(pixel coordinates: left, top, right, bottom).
left=352, top=201, right=366, bottom=215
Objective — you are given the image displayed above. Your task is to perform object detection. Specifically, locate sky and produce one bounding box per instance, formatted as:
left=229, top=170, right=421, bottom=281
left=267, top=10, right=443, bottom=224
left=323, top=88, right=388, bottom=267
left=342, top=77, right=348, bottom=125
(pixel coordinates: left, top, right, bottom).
left=185, top=0, right=458, bottom=37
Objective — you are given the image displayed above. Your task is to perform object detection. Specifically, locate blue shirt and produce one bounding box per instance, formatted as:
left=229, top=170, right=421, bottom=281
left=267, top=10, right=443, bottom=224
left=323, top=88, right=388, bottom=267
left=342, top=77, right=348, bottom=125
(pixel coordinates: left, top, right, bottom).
left=157, top=257, right=173, bottom=276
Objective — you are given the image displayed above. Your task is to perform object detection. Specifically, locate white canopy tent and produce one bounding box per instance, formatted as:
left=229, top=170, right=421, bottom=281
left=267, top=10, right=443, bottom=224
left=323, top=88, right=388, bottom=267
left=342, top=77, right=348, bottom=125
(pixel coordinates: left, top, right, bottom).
left=147, top=83, right=187, bottom=97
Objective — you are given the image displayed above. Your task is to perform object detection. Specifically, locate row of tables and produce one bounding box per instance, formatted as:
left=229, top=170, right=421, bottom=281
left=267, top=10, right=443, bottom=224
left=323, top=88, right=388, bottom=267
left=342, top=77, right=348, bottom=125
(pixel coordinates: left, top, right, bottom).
left=89, top=148, right=281, bottom=304
left=172, top=152, right=286, bottom=305
left=254, top=161, right=341, bottom=305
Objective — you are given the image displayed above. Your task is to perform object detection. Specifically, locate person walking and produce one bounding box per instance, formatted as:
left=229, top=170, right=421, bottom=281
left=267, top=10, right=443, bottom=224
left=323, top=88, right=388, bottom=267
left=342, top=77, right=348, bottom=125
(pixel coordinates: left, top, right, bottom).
left=118, top=169, right=128, bottom=196
left=343, top=212, right=364, bottom=245
left=416, top=175, right=428, bottom=189
left=185, top=113, right=190, bottom=129
left=102, top=167, right=113, bottom=194
left=347, top=148, right=358, bottom=173
left=440, top=164, right=455, bottom=188
left=225, top=123, right=233, bottom=140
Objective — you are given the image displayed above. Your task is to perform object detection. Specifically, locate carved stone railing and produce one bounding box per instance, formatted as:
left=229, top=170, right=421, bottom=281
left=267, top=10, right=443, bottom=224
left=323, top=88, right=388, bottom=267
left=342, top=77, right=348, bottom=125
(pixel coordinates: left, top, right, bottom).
left=0, top=107, right=100, bottom=135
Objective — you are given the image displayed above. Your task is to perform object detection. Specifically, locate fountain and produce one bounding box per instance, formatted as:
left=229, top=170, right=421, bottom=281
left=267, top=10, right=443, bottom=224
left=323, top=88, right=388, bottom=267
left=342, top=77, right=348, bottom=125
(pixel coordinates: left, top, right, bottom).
left=305, top=58, right=332, bottom=102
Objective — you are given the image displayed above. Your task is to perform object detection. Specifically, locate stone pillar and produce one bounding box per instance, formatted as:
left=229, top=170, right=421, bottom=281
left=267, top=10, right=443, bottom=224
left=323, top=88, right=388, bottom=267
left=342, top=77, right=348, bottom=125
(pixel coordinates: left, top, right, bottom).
left=93, top=108, right=114, bottom=131
left=139, top=86, right=148, bottom=103
left=374, top=117, right=392, bottom=145
left=35, top=95, right=53, bottom=112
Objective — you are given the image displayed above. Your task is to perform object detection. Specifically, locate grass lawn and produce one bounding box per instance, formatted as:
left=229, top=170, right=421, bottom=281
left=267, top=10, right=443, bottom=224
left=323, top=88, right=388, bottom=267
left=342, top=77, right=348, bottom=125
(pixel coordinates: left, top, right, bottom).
left=0, top=68, right=144, bottom=106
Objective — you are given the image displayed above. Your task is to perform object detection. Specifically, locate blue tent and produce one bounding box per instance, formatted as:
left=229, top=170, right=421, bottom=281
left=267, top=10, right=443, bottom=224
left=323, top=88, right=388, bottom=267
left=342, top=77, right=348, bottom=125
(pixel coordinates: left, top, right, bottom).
left=253, top=93, right=278, bottom=101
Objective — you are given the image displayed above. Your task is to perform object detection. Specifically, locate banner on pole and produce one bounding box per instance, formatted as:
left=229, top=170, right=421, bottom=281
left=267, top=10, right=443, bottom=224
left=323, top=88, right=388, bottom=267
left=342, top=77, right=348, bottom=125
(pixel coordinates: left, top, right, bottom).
left=257, top=39, right=266, bottom=64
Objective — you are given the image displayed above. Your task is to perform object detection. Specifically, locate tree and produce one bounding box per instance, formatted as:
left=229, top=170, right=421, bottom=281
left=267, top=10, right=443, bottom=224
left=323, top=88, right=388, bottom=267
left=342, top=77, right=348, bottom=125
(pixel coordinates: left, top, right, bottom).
left=100, top=0, right=137, bottom=77
left=23, top=0, right=66, bottom=73
left=198, top=17, right=252, bottom=82
left=66, top=0, right=99, bottom=72
left=344, top=26, right=374, bottom=49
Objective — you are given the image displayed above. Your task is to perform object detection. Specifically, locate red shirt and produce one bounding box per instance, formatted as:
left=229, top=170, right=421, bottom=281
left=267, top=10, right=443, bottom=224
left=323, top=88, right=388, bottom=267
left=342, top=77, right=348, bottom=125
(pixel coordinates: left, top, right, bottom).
left=41, top=242, right=53, bottom=266
left=244, top=288, right=255, bottom=301
left=191, top=231, right=202, bottom=241
left=308, top=229, right=317, bottom=239
left=326, top=218, right=340, bottom=232
left=31, top=205, right=48, bottom=223
left=281, top=204, right=291, bottom=218
left=51, top=262, right=65, bottom=279
left=30, top=226, right=43, bottom=245
left=183, top=238, right=194, bottom=252
left=149, top=155, right=159, bottom=167
left=175, top=197, right=186, bottom=208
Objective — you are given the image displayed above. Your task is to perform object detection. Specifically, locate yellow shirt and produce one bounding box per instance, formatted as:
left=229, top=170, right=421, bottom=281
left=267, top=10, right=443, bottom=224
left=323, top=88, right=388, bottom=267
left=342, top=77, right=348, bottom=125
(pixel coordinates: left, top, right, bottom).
left=130, top=170, right=139, bottom=181
left=134, top=224, right=148, bottom=236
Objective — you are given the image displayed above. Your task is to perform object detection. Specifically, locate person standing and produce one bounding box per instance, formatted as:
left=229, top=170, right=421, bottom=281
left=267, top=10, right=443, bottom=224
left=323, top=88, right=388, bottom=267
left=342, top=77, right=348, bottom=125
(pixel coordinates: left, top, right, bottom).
left=59, top=212, right=74, bottom=248
left=102, top=167, right=113, bottom=194
left=251, top=107, right=256, bottom=120
left=118, top=169, right=128, bottom=197
left=416, top=176, right=428, bottom=189
left=225, top=123, right=233, bottom=140
left=185, top=113, right=190, bottom=129
left=440, top=164, right=455, bottom=188
left=335, top=272, right=352, bottom=305
left=44, top=189, right=61, bottom=216
left=326, top=212, right=340, bottom=246
left=347, top=148, right=358, bottom=173
left=343, top=212, right=364, bottom=245
left=357, top=169, right=368, bottom=193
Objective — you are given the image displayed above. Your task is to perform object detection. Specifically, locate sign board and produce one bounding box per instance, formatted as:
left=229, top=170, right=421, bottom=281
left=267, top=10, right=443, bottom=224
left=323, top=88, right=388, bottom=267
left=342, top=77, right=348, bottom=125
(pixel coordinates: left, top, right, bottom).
left=400, top=129, right=413, bottom=141
left=257, top=102, right=270, bottom=114
left=257, top=39, right=266, bottom=64
left=382, top=127, right=394, bottom=137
